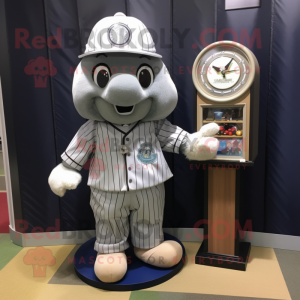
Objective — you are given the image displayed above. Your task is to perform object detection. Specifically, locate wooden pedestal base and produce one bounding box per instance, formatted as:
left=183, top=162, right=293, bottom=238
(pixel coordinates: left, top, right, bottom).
left=195, top=166, right=251, bottom=271
left=195, top=241, right=251, bottom=271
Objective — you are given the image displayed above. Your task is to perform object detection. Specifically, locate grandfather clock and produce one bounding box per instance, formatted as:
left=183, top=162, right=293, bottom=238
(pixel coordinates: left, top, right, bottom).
left=192, top=41, right=260, bottom=271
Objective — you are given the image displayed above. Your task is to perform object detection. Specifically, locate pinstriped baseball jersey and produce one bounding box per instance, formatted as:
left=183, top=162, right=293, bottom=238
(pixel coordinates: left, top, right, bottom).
left=61, top=118, right=188, bottom=192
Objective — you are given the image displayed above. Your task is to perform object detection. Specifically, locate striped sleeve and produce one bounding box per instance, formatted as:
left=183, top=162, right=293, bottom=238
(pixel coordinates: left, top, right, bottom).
left=61, top=120, right=96, bottom=171
left=154, top=118, right=188, bottom=154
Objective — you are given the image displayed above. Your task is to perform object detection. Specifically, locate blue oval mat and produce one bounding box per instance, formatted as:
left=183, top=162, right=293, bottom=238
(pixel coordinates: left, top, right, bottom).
left=74, top=233, right=186, bottom=291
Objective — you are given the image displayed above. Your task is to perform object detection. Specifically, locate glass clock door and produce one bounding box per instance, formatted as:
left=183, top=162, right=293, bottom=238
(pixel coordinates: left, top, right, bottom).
left=202, top=105, right=245, bottom=159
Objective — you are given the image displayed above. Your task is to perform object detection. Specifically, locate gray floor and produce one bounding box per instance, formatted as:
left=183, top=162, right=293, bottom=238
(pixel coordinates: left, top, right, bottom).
left=129, top=291, right=282, bottom=300
left=48, top=245, right=85, bottom=285
left=275, top=248, right=300, bottom=300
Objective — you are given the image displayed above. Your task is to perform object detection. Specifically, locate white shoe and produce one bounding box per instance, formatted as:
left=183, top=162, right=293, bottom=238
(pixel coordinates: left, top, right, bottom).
left=94, top=251, right=127, bottom=283
left=134, top=241, right=182, bottom=268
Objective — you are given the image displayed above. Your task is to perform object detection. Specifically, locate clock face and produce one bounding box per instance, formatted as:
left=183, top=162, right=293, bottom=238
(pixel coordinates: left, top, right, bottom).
left=207, top=56, right=241, bottom=89
left=192, top=43, right=256, bottom=102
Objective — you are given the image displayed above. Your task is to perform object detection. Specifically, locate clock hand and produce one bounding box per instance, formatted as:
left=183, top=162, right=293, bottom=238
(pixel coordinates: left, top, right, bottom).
left=212, top=66, right=221, bottom=73
left=225, top=58, right=233, bottom=70
left=222, top=65, right=239, bottom=78
left=220, top=69, right=226, bottom=79
left=225, top=69, right=240, bottom=73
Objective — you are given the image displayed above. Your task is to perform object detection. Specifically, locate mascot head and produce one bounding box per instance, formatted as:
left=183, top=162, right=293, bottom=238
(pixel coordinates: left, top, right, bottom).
left=72, top=12, right=177, bottom=125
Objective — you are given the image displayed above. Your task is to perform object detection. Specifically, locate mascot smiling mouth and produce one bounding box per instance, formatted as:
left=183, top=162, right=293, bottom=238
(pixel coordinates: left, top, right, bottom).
left=114, top=105, right=135, bottom=115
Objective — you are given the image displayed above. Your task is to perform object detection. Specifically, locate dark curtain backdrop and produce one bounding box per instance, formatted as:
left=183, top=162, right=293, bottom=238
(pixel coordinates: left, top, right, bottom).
left=3, top=0, right=300, bottom=236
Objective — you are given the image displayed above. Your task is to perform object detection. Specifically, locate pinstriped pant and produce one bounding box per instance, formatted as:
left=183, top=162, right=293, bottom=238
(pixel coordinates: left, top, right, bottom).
left=90, top=184, right=165, bottom=254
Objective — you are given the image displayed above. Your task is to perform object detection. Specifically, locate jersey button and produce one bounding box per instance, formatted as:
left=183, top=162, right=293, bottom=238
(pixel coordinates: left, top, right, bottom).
left=127, top=153, right=131, bottom=156
left=129, top=179, right=132, bottom=183
left=128, top=167, right=131, bottom=171
left=126, top=138, right=130, bottom=141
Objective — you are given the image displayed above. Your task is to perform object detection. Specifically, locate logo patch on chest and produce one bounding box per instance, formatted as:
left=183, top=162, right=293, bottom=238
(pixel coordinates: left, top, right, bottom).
left=137, top=142, right=157, bottom=164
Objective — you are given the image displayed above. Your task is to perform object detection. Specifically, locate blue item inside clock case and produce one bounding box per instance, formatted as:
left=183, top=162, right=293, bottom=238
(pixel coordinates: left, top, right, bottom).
left=214, top=111, right=223, bottom=120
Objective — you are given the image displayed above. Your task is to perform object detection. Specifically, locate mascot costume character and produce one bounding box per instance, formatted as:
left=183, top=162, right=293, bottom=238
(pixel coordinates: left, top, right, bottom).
left=49, top=13, right=219, bottom=283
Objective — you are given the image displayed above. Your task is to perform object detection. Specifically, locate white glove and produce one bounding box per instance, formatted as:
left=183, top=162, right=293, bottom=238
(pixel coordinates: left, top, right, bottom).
left=183, top=123, right=220, bottom=161
left=48, top=163, right=82, bottom=197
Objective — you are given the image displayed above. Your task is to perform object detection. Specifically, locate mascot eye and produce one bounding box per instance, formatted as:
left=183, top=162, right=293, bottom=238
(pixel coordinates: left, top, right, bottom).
left=93, top=64, right=111, bottom=88
left=137, top=65, right=154, bottom=88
